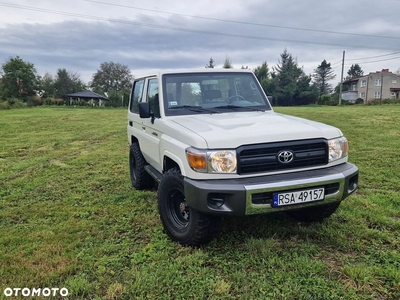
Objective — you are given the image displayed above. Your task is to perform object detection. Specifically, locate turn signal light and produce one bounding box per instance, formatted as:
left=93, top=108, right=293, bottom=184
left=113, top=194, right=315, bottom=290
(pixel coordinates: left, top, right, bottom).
left=187, top=152, right=206, bottom=170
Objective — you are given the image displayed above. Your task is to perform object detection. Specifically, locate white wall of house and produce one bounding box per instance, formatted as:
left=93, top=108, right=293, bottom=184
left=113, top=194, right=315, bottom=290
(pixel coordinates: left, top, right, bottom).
left=342, top=91, right=358, bottom=101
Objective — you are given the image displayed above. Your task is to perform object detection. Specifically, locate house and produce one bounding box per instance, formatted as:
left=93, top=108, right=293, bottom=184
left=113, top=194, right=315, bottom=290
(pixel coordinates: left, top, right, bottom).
left=342, top=69, right=400, bottom=103
left=66, top=90, right=108, bottom=106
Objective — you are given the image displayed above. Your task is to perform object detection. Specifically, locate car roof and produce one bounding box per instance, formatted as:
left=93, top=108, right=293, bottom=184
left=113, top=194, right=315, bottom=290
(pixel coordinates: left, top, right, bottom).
left=134, top=68, right=254, bottom=80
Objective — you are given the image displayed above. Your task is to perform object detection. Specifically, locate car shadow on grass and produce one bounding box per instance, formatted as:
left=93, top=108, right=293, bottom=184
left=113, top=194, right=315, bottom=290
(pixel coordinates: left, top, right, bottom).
left=209, top=212, right=348, bottom=252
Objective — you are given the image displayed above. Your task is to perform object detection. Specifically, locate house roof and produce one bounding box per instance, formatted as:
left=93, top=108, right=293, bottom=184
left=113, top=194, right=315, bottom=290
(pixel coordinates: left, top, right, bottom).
left=342, top=78, right=359, bottom=85
left=66, top=90, right=108, bottom=100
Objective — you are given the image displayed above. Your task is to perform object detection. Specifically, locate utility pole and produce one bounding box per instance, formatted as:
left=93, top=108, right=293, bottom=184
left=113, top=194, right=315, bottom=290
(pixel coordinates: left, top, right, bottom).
left=339, top=50, right=345, bottom=105
left=380, top=72, right=383, bottom=105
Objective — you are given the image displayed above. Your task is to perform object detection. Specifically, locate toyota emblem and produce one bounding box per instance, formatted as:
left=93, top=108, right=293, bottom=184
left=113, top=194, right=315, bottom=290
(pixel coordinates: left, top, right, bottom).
left=277, top=150, right=294, bottom=164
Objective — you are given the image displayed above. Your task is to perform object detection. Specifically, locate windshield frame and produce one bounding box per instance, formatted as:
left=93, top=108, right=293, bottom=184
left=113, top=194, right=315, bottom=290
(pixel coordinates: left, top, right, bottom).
left=162, top=72, right=272, bottom=116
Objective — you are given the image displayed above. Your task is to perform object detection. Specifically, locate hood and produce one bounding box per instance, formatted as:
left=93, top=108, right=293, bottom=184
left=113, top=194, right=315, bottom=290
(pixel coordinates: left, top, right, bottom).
left=171, top=111, right=342, bottom=148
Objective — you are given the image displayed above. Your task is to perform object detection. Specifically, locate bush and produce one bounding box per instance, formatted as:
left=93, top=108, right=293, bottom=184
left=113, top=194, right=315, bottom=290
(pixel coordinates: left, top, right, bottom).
left=0, top=101, right=11, bottom=110
left=341, top=100, right=354, bottom=105
left=7, top=98, right=27, bottom=108
left=26, top=96, right=43, bottom=107
left=318, top=94, right=331, bottom=105
left=366, top=99, right=382, bottom=105
left=326, top=99, right=338, bottom=106
left=0, top=98, right=28, bottom=109
left=382, top=98, right=400, bottom=104
left=355, top=98, right=364, bottom=105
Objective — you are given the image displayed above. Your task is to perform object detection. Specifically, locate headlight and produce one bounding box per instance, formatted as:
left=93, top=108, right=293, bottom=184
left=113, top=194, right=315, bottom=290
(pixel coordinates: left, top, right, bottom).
left=328, top=137, right=348, bottom=162
left=208, top=150, right=237, bottom=173
left=186, top=148, right=237, bottom=173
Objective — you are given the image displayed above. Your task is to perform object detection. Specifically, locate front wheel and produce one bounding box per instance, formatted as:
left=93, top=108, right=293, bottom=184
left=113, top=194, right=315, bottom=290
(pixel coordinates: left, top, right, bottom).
left=157, top=168, right=220, bottom=246
left=286, top=202, right=341, bottom=222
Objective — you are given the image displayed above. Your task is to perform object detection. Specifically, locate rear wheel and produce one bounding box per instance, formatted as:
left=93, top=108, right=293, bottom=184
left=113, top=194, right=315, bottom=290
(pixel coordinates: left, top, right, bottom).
left=129, top=142, right=154, bottom=190
left=157, top=168, right=220, bottom=246
left=286, top=202, right=341, bottom=222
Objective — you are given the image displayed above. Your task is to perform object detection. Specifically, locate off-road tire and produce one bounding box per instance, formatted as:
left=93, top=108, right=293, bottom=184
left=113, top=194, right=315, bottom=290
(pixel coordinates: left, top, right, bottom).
left=286, top=202, right=341, bottom=222
left=157, top=168, right=220, bottom=246
left=129, top=142, right=154, bottom=190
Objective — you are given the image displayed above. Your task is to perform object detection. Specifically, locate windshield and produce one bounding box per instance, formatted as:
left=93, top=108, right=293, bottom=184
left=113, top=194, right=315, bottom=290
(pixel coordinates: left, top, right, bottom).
left=162, top=72, right=271, bottom=116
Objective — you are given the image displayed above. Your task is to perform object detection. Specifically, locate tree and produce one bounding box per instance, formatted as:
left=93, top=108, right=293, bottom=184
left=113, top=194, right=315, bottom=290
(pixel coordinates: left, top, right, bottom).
left=313, top=59, right=336, bottom=96
left=222, top=56, right=233, bottom=69
left=205, top=57, right=215, bottom=68
left=346, top=64, right=364, bottom=79
left=273, top=49, right=304, bottom=106
left=269, top=49, right=317, bottom=106
left=254, top=61, right=269, bottom=83
left=53, top=68, right=86, bottom=99
left=0, top=56, right=39, bottom=101
left=297, top=74, right=318, bottom=105
left=38, top=72, right=55, bottom=98
left=253, top=61, right=275, bottom=98
left=90, top=61, right=133, bottom=95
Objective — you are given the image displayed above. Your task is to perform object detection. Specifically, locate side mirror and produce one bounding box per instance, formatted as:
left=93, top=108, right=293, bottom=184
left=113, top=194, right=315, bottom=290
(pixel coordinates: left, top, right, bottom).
left=139, top=102, right=155, bottom=124
left=139, top=102, right=151, bottom=118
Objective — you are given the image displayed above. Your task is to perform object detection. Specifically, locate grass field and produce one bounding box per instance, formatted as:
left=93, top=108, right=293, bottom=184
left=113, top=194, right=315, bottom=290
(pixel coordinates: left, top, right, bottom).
left=0, top=106, right=399, bottom=299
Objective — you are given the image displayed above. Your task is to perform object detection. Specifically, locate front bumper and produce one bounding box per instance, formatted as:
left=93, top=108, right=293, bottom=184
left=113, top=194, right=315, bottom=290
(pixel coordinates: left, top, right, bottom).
left=184, top=163, right=359, bottom=216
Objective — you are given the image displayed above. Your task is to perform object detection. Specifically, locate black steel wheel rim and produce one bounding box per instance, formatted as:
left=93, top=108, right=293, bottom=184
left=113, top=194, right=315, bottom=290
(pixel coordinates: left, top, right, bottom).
left=167, top=187, right=189, bottom=228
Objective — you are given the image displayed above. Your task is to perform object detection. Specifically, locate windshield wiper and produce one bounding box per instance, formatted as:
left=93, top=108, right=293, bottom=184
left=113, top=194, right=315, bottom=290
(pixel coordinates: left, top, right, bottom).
left=214, top=105, right=265, bottom=112
left=169, top=105, right=219, bottom=113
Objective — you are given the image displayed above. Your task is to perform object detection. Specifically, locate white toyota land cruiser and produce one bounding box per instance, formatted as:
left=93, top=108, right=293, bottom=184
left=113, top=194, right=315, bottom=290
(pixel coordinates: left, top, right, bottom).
left=127, top=68, right=359, bottom=246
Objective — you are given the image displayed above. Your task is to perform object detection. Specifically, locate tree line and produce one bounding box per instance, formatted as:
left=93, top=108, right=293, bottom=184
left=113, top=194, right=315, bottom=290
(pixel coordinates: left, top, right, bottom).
left=0, top=57, right=133, bottom=107
left=0, top=50, right=365, bottom=108
left=207, top=50, right=365, bottom=106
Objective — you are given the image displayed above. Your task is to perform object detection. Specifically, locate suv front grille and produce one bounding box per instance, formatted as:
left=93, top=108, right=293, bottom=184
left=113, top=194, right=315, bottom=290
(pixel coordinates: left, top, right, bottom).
left=237, top=139, right=328, bottom=175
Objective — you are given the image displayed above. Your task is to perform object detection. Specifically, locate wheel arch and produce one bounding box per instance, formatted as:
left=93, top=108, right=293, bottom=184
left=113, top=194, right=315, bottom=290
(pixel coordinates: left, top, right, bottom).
left=163, top=151, right=185, bottom=175
left=130, top=135, right=139, bottom=145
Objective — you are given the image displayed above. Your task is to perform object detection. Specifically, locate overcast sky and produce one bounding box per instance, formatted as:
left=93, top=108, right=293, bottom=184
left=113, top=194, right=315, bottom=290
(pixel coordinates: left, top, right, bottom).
left=1, top=0, right=400, bottom=85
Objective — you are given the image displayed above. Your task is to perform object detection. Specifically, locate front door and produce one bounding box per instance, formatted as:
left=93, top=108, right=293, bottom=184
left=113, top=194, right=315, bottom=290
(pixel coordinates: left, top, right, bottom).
left=139, top=77, right=162, bottom=168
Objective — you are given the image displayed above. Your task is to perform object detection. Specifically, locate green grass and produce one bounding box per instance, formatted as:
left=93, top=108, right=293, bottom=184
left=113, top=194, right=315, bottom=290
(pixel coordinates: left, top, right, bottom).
left=0, top=106, right=399, bottom=299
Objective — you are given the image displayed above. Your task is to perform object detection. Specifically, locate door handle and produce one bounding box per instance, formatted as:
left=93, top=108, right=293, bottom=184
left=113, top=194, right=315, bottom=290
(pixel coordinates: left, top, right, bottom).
left=142, top=126, right=146, bottom=130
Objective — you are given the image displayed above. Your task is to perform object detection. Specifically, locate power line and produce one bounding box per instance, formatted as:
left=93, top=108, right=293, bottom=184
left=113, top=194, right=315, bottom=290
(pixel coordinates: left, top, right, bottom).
left=346, top=51, right=400, bottom=61
left=331, top=60, right=343, bottom=68
left=1, top=2, right=400, bottom=51
left=84, top=0, right=400, bottom=41
left=353, top=56, right=400, bottom=64
left=332, top=55, right=400, bottom=69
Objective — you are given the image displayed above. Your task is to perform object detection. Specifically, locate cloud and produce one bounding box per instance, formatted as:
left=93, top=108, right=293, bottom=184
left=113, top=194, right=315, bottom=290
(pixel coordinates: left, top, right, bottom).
left=1, top=0, right=399, bottom=83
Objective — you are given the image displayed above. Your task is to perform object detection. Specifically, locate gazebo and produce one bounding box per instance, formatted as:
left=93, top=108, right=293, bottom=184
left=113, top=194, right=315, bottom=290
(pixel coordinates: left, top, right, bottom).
left=66, top=90, right=108, bottom=106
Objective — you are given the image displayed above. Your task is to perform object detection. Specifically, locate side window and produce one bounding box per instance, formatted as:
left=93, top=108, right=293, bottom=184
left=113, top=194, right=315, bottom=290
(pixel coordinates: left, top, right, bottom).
left=130, top=79, right=144, bottom=113
left=147, top=78, right=161, bottom=118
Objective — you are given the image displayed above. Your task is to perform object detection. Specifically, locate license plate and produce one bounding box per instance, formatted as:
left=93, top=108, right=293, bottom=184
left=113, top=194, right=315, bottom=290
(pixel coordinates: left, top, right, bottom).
left=273, top=188, right=324, bottom=207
